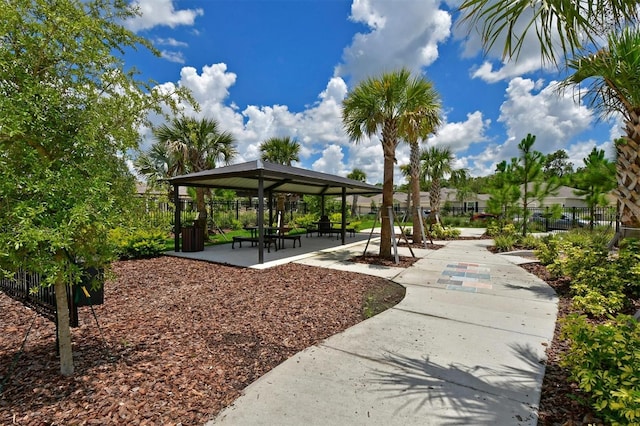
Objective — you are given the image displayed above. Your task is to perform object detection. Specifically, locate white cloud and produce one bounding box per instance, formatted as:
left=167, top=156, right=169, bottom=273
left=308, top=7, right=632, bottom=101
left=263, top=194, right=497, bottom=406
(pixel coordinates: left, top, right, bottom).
left=337, top=0, right=451, bottom=84
left=454, top=6, right=558, bottom=82
left=161, top=50, right=185, bottom=64
left=312, top=145, right=348, bottom=176
left=498, top=77, right=593, bottom=157
left=127, top=0, right=203, bottom=32
left=430, top=111, right=490, bottom=152
left=155, top=37, right=188, bottom=47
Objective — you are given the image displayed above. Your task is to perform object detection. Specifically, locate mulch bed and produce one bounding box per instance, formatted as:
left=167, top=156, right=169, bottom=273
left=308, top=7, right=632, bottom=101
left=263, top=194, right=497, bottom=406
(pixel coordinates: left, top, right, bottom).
left=1, top=242, right=624, bottom=425
left=0, top=258, right=398, bottom=425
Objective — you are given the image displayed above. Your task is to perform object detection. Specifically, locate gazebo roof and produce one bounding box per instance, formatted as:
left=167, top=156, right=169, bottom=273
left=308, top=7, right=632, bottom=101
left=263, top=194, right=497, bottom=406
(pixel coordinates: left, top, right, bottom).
left=168, top=160, right=382, bottom=196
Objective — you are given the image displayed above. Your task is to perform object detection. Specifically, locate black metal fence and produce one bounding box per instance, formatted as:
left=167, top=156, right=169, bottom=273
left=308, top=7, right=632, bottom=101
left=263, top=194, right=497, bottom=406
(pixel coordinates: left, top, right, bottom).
left=0, top=269, right=104, bottom=327
left=136, top=195, right=619, bottom=231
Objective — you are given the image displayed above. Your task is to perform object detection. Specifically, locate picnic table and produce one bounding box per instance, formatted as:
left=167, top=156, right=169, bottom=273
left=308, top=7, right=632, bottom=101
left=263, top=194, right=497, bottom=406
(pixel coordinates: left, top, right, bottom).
left=242, top=226, right=302, bottom=249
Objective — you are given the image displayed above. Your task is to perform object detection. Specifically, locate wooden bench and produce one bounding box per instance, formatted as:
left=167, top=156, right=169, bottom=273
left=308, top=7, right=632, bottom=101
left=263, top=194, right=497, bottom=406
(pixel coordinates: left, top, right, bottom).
left=232, top=236, right=278, bottom=252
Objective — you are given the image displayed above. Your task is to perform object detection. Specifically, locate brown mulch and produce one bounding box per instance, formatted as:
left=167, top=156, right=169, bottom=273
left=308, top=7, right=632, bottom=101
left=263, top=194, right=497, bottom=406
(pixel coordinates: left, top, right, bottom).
left=1, top=242, right=623, bottom=425
left=0, top=258, right=401, bottom=426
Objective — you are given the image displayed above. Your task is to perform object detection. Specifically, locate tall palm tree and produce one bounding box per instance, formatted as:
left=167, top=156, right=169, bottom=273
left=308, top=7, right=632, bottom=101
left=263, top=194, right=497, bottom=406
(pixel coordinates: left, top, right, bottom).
left=459, top=0, right=638, bottom=64
left=398, top=79, right=442, bottom=243
left=420, top=146, right=465, bottom=223
left=138, top=116, right=236, bottom=237
left=347, top=168, right=367, bottom=217
left=561, top=27, right=640, bottom=229
left=343, top=68, right=436, bottom=258
left=259, top=136, right=300, bottom=228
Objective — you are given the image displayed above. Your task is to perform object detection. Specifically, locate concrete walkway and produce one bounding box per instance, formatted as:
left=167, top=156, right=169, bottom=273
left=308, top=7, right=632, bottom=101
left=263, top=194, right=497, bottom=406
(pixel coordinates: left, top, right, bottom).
left=206, top=234, right=558, bottom=425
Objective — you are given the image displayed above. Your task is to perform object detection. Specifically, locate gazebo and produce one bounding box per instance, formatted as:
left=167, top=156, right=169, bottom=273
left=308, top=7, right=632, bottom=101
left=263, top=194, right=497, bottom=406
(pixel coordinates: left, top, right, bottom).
left=168, top=160, right=382, bottom=263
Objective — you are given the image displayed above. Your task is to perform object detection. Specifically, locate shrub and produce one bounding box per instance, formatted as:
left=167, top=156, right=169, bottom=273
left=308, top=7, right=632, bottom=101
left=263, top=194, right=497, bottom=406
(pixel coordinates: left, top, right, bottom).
left=518, top=234, right=543, bottom=250
left=428, top=223, right=461, bottom=239
left=560, top=314, right=640, bottom=424
left=493, top=234, right=518, bottom=252
left=570, top=265, right=627, bottom=316
left=109, top=227, right=167, bottom=260
left=294, top=213, right=319, bottom=230
left=534, top=234, right=561, bottom=266
left=548, top=243, right=609, bottom=280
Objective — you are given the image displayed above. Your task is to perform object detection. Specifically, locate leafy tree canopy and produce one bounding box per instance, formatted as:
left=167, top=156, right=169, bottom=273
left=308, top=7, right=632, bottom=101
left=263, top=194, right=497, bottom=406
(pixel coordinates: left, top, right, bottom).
left=0, top=0, right=190, bottom=375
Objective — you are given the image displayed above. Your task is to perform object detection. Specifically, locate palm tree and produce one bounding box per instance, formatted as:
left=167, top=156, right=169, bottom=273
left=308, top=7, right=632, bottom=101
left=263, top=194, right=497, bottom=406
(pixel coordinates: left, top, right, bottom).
left=138, top=116, right=236, bottom=237
left=347, top=168, right=367, bottom=217
left=398, top=79, right=441, bottom=243
left=259, top=136, right=300, bottom=228
left=134, top=140, right=174, bottom=198
left=458, top=0, right=638, bottom=64
left=561, top=27, right=640, bottom=229
left=343, top=68, right=437, bottom=258
left=420, top=146, right=465, bottom=224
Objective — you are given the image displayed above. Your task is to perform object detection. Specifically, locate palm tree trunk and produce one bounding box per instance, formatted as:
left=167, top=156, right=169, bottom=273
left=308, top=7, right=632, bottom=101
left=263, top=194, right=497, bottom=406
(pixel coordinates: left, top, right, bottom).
left=380, top=152, right=395, bottom=259
left=195, top=187, right=208, bottom=240
left=351, top=194, right=358, bottom=217
left=429, top=178, right=441, bottom=224
left=410, top=142, right=422, bottom=243
left=618, top=114, right=640, bottom=228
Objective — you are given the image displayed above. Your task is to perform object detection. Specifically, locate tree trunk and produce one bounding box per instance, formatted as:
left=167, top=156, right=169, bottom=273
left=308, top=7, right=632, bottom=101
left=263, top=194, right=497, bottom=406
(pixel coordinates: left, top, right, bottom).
left=195, top=187, right=208, bottom=240
left=54, top=274, right=74, bottom=376
left=618, top=115, right=640, bottom=228
left=410, top=142, right=422, bottom=243
left=380, top=152, right=395, bottom=259
left=351, top=194, right=358, bottom=217
left=429, top=178, right=441, bottom=225
left=277, top=194, right=286, bottom=228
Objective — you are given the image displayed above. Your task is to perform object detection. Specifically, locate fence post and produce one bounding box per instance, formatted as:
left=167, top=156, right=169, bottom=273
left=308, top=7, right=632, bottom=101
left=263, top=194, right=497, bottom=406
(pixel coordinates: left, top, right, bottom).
left=545, top=206, right=550, bottom=231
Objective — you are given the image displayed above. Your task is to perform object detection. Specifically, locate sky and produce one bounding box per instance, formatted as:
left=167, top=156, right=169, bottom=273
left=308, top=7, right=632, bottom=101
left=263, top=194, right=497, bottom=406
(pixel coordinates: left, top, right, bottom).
left=123, top=0, right=622, bottom=186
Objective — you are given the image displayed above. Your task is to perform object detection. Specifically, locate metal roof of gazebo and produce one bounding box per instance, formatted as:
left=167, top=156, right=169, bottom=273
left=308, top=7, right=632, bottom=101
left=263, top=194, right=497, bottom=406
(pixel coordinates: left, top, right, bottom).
left=168, top=160, right=382, bottom=196
left=168, top=160, right=382, bottom=263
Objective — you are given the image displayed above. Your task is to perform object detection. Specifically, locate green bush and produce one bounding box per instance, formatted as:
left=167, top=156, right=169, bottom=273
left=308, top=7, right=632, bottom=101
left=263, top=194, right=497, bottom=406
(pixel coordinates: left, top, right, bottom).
left=548, top=243, right=609, bottom=280
left=571, top=265, right=627, bottom=316
left=560, top=314, right=640, bottom=425
left=534, top=234, right=561, bottom=266
left=487, top=222, right=517, bottom=238
left=518, top=234, right=543, bottom=250
left=493, top=234, right=518, bottom=252
left=294, top=213, right=319, bottom=230
left=617, top=239, right=640, bottom=297
left=428, top=223, right=461, bottom=239
left=109, top=227, right=167, bottom=260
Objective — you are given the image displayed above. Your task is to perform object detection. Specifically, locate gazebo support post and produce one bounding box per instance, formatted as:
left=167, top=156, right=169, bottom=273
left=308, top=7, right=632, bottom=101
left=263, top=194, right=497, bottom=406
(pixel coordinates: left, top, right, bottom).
left=341, top=187, right=347, bottom=245
left=174, top=184, right=181, bottom=252
left=258, top=171, right=265, bottom=264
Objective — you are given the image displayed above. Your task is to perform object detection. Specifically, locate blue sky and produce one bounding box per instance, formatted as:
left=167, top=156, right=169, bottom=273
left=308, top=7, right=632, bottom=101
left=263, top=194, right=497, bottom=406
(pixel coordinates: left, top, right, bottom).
left=124, top=0, right=620, bottom=185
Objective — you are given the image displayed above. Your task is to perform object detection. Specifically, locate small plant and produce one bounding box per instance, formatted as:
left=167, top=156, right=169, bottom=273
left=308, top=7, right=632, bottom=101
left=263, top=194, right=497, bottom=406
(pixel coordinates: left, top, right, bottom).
left=560, top=314, right=640, bottom=424
left=109, top=227, right=167, bottom=260
left=493, top=234, right=518, bottom=252
left=534, top=234, right=561, bottom=266
left=428, top=223, right=461, bottom=239
left=518, top=234, right=542, bottom=250
left=294, top=213, right=319, bottom=230
left=570, top=264, right=627, bottom=316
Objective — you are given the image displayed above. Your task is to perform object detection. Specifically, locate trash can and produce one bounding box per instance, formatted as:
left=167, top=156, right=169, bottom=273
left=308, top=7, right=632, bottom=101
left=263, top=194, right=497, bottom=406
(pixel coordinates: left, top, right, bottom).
left=182, top=226, right=204, bottom=252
